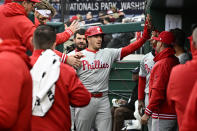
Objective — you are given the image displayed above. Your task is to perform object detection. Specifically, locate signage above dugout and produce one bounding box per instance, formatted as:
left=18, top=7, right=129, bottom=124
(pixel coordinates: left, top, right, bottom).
left=57, top=0, right=145, bottom=15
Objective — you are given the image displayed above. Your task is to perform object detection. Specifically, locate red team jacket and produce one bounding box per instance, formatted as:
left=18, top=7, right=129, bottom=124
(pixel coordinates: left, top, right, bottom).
left=167, top=38, right=197, bottom=126
left=0, top=40, right=32, bottom=131
left=31, top=50, right=91, bottom=131
left=0, top=3, right=73, bottom=51
left=180, top=82, right=197, bottom=131
left=145, top=48, right=179, bottom=119
left=0, top=3, right=35, bottom=51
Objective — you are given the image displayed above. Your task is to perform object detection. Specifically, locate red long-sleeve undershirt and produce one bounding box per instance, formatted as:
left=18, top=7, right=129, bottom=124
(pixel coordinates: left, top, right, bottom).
left=138, top=76, right=146, bottom=100
left=120, top=37, right=147, bottom=59
left=120, top=17, right=149, bottom=59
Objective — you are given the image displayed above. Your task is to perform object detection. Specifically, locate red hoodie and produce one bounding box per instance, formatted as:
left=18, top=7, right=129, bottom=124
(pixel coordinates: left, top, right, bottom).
left=0, top=3, right=73, bottom=52
left=167, top=37, right=197, bottom=126
left=180, top=81, right=197, bottom=131
left=0, top=40, right=32, bottom=131
left=0, top=3, right=35, bottom=51
left=145, top=48, right=179, bottom=119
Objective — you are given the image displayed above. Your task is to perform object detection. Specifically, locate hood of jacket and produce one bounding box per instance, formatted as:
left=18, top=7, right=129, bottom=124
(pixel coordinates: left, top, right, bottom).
left=154, top=48, right=176, bottom=62
left=2, top=3, right=27, bottom=17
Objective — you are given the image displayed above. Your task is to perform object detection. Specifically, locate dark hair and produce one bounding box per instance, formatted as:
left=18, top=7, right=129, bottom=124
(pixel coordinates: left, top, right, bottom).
left=33, top=25, right=56, bottom=49
left=163, top=43, right=173, bottom=48
left=74, top=28, right=86, bottom=39
left=191, top=24, right=197, bottom=32
left=103, top=17, right=111, bottom=23
left=170, top=28, right=185, bottom=47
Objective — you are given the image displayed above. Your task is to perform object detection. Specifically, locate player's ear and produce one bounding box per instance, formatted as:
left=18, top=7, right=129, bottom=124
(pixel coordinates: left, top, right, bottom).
left=52, top=42, right=56, bottom=50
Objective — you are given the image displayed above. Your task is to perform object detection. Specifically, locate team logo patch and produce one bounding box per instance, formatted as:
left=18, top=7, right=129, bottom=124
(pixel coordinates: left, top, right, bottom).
left=97, top=27, right=101, bottom=32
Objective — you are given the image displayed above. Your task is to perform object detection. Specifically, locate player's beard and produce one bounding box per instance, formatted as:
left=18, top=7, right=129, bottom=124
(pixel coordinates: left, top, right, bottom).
left=76, top=42, right=87, bottom=51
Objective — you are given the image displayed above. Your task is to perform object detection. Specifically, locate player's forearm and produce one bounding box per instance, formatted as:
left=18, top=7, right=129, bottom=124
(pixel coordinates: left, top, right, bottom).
left=56, top=28, right=73, bottom=45
left=120, top=38, right=147, bottom=59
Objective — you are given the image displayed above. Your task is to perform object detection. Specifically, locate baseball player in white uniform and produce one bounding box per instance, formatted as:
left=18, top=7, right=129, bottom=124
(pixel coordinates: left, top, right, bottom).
left=138, top=50, right=155, bottom=107
left=74, top=15, right=151, bottom=131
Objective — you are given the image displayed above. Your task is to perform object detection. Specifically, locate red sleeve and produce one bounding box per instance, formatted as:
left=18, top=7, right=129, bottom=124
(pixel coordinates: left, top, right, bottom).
left=145, top=65, right=168, bottom=116
left=54, top=50, right=68, bottom=64
left=21, top=20, right=36, bottom=52
left=180, top=83, right=197, bottom=131
left=138, top=76, right=146, bottom=100
left=61, top=53, right=68, bottom=64
left=120, top=19, right=150, bottom=59
left=0, top=56, right=24, bottom=128
left=167, top=68, right=176, bottom=109
left=56, top=28, right=73, bottom=46
left=68, top=69, right=91, bottom=107
left=121, top=38, right=147, bottom=59
left=34, top=17, right=41, bottom=28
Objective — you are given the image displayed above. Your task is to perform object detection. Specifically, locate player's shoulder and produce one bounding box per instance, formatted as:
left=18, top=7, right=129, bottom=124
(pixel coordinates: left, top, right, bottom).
left=0, top=51, right=27, bottom=72
left=141, top=52, right=154, bottom=62
left=171, top=61, right=192, bottom=75
left=144, top=52, right=154, bottom=58
left=101, top=48, right=121, bottom=54
left=0, top=51, right=25, bottom=64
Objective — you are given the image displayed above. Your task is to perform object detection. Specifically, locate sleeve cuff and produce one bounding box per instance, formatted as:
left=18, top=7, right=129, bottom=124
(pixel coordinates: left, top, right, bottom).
left=61, top=53, right=67, bottom=64
left=138, top=98, right=145, bottom=100
left=65, top=28, right=73, bottom=36
left=145, top=107, right=152, bottom=116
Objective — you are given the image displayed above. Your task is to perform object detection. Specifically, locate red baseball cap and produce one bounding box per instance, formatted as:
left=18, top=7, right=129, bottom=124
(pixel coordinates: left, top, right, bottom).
left=70, top=16, right=78, bottom=22
left=85, top=26, right=104, bottom=38
left=152, top=31, right=174, bottom=45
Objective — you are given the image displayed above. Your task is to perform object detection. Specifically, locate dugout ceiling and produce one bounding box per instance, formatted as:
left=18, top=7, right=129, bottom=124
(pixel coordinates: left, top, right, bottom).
left=146, top=0, right=197, bottom=11
left=146, top=0, right=197, bottom=36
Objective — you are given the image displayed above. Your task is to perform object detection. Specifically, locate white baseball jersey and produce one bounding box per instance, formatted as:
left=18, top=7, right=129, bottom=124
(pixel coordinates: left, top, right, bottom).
left=77, top=48, right=121, bottom=93
left=67, top=50, right=76, bottom=56
left=61, top=50, right=77, bottom=64
left=139, top=52, right=155, bottom=93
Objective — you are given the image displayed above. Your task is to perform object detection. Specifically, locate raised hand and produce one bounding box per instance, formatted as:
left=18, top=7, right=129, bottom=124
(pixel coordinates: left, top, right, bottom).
left=67, top=20, right=80, bottom=34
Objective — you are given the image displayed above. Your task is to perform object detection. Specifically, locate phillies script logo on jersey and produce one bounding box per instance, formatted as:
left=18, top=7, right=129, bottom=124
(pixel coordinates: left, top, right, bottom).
left=82, top=60, right=109, bottom=70
left=144, top=63, right=152, bottom=74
